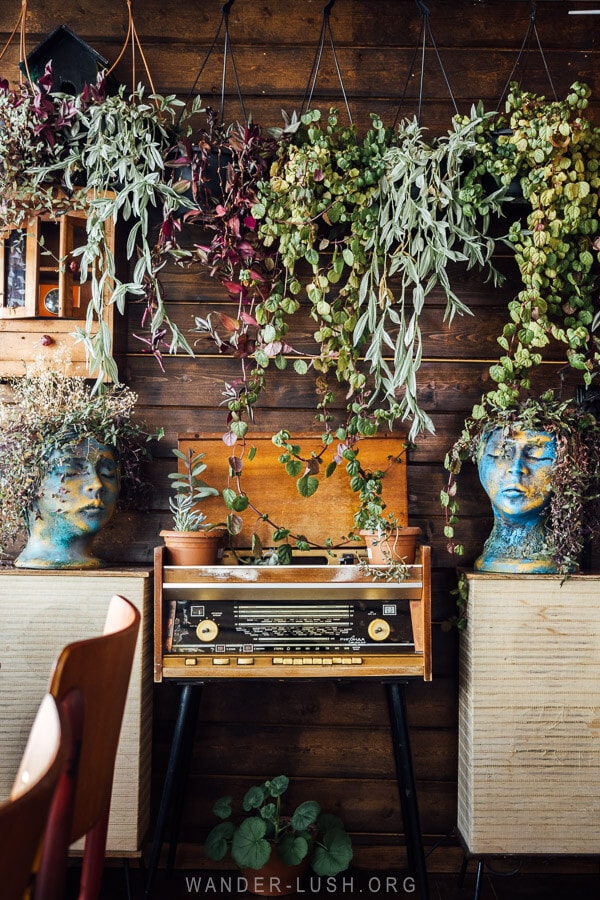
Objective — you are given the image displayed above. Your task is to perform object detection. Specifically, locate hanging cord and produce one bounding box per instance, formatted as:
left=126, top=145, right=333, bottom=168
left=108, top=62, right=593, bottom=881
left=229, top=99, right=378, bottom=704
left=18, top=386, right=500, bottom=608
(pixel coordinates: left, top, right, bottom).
left=497, top=0, right=557, bottom=108
left=393, top=0, right=458, bottom=128
left=106, top=0, right=158, bottom=100
left=301, top=0, right=353, bottom=125
left=0, top=0, right=32, bottom=83
left=178, top=0, right=247, bottom=127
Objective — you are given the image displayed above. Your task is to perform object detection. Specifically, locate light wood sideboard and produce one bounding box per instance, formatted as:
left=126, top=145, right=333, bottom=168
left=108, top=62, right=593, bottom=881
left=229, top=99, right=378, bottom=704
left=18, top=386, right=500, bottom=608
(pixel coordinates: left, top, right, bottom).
left=458, top=573, right=600, bottom=856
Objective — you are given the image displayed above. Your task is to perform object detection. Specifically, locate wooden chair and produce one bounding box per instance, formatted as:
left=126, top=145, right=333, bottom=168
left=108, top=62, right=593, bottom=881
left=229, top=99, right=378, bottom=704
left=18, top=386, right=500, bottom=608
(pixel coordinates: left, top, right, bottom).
left=35, top=594, right=141, bottom=900
left=0, top=694, right=66, bottom=900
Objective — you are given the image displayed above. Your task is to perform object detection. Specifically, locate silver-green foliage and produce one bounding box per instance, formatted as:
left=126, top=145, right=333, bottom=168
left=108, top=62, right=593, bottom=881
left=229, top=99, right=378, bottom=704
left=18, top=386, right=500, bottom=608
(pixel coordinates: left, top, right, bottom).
left=167, top=448, right=219, bottom=531
left=357, top=111, right=507, bottom=439
left=70, top=87, right=203, bottom=386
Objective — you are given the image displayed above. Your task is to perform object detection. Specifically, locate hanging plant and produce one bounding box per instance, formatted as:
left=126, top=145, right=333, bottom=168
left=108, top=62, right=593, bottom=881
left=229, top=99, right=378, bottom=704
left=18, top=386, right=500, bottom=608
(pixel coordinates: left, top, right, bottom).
left=357, top=109, right=506, bottom=439
left=469, top=81, right=600, bottom=410
left=0, top=63, right=90, bottom=227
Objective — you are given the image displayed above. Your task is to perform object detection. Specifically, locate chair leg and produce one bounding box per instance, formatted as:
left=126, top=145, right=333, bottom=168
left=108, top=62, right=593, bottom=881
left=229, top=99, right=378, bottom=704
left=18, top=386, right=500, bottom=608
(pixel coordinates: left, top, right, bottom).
left=78, top=805, right=110, bottom=899
left=35, top=689, right=85, bottom=900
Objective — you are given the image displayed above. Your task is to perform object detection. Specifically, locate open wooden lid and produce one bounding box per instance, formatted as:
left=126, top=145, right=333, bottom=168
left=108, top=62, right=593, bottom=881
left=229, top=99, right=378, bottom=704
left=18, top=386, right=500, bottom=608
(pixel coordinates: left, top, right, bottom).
left=177, top=432, right=408, bottom=549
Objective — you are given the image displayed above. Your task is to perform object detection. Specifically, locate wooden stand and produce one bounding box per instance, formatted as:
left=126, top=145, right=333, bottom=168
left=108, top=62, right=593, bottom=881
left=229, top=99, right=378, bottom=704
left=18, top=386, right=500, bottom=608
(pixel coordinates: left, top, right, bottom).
left=457, top=572, right=600, bottom=899
left=144, top=546, right=433, bottom=899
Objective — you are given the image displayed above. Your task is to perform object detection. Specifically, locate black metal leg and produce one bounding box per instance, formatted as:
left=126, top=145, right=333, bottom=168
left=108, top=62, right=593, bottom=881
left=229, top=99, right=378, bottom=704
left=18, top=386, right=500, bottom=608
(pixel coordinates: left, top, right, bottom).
left=457, top=851, right=469, bottom=888
left=143, top=683, right=203, bottom=900
left=166, top=684, right=203, bottom=873
left=121, top=857, right=132, bottom=900
left=386, top=681, right=429, bottom=900
left=473, top=859, right=484, bottom=900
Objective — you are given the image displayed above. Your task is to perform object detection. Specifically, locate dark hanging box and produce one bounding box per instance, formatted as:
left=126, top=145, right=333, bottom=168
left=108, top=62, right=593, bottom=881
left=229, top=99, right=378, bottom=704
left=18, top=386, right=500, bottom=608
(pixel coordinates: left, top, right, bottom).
left=21, top=24, right=108, bottom=94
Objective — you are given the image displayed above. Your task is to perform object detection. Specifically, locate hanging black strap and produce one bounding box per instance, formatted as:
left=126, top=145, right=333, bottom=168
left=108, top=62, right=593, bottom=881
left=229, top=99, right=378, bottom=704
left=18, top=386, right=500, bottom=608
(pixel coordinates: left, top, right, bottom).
left=393, top=0, right=458, bottom=128
left=301, top=0, right=353, bottom=124
left=497, top=0, right=557, bottom=108
left=180, top=0, right=247, bottom=126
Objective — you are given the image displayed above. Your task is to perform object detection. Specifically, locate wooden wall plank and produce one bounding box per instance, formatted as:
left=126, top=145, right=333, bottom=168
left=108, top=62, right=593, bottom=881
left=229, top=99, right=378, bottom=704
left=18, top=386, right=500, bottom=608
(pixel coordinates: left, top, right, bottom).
left=2, top=0, right=597, bottom=868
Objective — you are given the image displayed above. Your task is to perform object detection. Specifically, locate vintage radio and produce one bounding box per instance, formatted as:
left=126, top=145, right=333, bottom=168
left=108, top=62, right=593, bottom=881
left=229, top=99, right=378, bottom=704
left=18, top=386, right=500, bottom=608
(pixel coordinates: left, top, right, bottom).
left=153, top=545, right=431, bottom=681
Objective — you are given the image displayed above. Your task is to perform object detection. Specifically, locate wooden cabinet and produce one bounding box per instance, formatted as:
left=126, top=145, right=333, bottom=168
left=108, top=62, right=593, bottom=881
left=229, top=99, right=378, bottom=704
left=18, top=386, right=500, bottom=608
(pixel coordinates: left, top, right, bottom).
left=0, top=204, right=115, bottom=377
left=0, top=567, right=152, bottom=856
left=458, top=573, right=600, bottom=856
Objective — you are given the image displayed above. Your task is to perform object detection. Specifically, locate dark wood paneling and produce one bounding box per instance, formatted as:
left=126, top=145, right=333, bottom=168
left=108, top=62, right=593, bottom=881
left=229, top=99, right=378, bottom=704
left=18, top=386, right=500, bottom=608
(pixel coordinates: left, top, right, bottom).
left=3, top=0, right=595, bottom=868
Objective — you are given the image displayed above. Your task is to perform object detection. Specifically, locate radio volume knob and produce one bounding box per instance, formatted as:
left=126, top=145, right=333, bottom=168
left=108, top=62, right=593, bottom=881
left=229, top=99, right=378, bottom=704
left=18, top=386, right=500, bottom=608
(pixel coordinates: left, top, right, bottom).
left=368, top=618, right=391, bottom=642
left=196, top=620, right=219, bottom=642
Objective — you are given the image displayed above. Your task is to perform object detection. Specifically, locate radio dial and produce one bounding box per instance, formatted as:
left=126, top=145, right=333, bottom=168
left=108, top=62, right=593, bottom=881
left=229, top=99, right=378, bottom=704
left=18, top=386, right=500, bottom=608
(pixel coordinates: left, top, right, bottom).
left=368, top=618, right=391, bottom=642
left=196, top=619, right=219, bottom=642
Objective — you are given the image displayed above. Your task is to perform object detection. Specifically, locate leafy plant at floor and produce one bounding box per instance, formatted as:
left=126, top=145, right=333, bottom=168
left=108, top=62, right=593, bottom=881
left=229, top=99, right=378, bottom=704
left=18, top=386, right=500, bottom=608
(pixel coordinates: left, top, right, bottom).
left=205, top=775, right=353, bottom=876
left=166, top=448, right=220, bottom=531
left=470, top=81, right=600, bottom=410
left=441, top=390, right=600, bottom=575
left=0, top=352, right=158, bottom=562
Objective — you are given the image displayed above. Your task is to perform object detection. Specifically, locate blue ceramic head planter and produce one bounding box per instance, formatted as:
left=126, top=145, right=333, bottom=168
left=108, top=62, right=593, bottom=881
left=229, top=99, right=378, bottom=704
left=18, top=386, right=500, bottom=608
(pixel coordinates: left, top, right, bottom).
left=474, top=426, right=558, bottom=574
left=15, top=436, right=120, bottom=569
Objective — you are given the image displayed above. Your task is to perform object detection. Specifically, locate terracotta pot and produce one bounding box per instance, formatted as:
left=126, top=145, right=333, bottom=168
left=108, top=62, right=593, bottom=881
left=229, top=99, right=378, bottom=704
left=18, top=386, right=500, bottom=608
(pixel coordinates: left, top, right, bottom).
left=160, top=529, right=225, bottom=566
left=360, top=526, right=422, bottom=565
left=240, top=852, right=309, bottom=896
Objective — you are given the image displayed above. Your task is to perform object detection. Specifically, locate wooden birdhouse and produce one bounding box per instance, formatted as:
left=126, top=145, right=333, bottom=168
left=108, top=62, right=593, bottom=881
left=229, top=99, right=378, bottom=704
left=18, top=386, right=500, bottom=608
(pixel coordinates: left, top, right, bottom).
left=24, top=24, right=107, bottom=94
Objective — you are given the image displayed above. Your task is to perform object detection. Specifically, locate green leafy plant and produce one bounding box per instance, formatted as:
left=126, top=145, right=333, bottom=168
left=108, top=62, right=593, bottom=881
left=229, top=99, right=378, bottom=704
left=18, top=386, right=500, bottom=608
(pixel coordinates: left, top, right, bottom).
left=167, top=448, right=220, bottom=532
left=357, top=109, right=506, bottom=438
left=0, top=353, right=158, bottom=561
left=204, top=775, right=353, bottom=876
left=441, top=390, right=600, bottom=575
left=472, top=81, right=600, bottom=410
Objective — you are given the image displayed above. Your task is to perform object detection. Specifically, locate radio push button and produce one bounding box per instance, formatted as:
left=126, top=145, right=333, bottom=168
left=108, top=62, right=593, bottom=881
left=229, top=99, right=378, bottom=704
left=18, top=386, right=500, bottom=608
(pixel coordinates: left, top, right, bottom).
left=196, top=619, right=219, bottom=642
left=368, top=618, right=391, bottom=642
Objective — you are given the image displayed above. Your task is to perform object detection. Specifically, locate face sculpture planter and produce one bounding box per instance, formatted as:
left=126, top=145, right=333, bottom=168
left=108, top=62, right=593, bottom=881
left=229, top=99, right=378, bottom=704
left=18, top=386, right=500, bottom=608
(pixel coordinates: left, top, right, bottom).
left=15, top=437, right=120, bottom=570
left=475, top=428, right=557, bottom=574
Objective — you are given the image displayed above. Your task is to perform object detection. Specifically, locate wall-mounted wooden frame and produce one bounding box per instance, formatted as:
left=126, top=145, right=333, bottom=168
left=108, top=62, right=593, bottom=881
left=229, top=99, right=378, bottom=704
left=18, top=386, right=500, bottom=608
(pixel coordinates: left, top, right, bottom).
left=0, top=201, right=116, bottom=379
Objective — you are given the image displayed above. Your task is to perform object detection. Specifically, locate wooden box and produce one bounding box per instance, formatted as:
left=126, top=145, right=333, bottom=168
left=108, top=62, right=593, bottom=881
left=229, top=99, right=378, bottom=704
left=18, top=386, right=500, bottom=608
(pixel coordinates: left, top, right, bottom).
left=0, top=567, right=152, bottom=855
left=458, top=573, right=600, bottom=855
left=0, top=204, right=116, bottom=378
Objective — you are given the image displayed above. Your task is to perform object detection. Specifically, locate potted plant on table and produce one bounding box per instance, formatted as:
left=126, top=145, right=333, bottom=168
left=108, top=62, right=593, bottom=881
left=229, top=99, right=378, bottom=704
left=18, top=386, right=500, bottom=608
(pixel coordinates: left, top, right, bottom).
left=204, top=775, right=353, bottom=896
left=347, top=445, right=421, bottom=567
left=160, top=447, right=226, bottom=566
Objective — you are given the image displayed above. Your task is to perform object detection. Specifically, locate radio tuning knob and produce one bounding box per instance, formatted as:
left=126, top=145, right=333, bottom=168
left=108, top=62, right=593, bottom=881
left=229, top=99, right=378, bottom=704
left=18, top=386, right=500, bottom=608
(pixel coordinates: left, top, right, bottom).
left=196, top=619, right=219, bottom=642
left=368, top=618, right=391, bottom=642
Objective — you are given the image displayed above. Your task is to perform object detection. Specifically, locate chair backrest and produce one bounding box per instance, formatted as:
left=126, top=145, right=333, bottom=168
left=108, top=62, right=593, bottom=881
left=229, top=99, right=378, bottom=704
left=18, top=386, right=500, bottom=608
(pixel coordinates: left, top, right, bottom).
left=35, top=594, right=141, bottom=900
left=0, top=694, right=65, bottom=900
